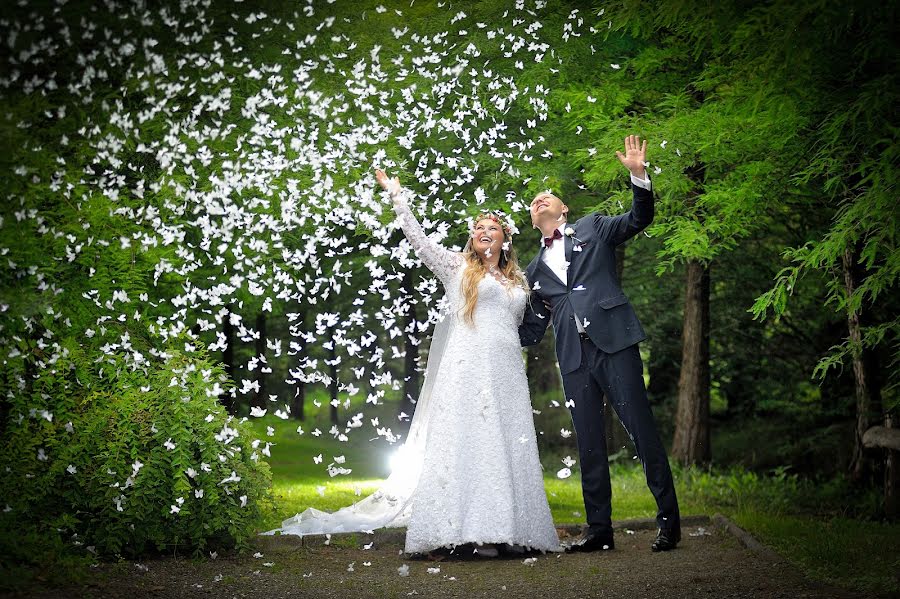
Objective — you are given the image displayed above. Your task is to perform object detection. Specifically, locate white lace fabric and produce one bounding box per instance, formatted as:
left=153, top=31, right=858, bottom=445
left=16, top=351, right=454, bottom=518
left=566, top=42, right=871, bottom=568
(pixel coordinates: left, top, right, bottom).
left=390, top=188, right=464, bottom=285
left=262, top=188, right=560, bottom=554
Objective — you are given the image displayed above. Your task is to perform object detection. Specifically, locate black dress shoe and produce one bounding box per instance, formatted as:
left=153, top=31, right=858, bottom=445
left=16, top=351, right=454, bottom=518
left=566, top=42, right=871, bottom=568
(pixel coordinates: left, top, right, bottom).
left=651, top=527, right=681, bottom=552
left=564, top=530, right=615, bottom=553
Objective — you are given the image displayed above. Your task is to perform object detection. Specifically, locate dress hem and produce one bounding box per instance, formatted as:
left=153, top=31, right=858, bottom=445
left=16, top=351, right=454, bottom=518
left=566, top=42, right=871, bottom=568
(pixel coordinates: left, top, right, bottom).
left=404, top=537, right=562, bottom=554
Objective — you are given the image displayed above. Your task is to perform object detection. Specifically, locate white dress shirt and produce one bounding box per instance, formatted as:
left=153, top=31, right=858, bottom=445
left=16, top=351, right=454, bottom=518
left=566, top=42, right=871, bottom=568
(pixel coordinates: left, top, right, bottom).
left=541, top=173, right=651, bottom=332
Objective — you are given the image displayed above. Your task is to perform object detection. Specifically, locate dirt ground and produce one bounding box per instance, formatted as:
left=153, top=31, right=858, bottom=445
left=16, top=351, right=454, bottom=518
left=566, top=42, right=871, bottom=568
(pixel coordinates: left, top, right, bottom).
left=9, top=515, right=880, bottom=599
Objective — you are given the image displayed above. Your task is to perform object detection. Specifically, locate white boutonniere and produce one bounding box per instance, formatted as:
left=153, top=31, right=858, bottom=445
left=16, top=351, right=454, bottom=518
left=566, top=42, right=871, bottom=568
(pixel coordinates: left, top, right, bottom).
left=564, top=226, right=586, bottom=250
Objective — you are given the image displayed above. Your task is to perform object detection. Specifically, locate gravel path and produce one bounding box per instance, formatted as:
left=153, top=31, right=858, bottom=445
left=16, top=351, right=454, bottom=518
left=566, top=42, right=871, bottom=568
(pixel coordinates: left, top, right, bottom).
left=14, top=515, right=874, bottom=599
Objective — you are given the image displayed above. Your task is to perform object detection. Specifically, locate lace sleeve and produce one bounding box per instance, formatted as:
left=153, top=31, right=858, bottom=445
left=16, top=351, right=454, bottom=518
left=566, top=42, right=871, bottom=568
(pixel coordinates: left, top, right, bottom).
left=391, top=188, right=463, bottom=284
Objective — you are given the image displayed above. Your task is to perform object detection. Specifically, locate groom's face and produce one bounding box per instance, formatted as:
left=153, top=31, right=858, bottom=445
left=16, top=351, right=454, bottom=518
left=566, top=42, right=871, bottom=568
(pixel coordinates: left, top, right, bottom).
left=530, top=192, right=568, bottom=228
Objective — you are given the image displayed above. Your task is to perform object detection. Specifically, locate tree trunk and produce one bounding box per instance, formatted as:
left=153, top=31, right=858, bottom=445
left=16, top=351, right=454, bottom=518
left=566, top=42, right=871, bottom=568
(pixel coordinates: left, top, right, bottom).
left=862, top=423, right=900, bottom=518
left=606, top=244, right=632, bottom=456
left=604, top=396, right=632, bottom=458
left=253, top=311, right=267, bottom=409
left=362, top=330, right=378, bottom=402
left=672, top=259, right=711, bottom=465
left=526, top=331, right=561, bottom=397
left=885, top=413, right=900, bottom=519
left=292, top=307, right=308, bottom=422
left=399, top=270, right=420, bottom=427
left=220, top=303, right=236, bottom=414
left=844, top=246, right=880, bottom=482
left=328, top=327, right=339, bottom=425
left=293, top=377, right=306, bottom=421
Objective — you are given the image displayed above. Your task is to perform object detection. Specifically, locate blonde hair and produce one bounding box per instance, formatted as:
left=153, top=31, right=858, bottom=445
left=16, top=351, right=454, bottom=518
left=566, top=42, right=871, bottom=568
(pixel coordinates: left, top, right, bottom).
left=459, top=215, right=529, bottom=325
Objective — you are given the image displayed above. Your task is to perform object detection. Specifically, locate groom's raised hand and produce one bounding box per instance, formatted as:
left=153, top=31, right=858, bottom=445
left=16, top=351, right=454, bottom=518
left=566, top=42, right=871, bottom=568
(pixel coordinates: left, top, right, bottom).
left=615, top=135, right=648, bottom=179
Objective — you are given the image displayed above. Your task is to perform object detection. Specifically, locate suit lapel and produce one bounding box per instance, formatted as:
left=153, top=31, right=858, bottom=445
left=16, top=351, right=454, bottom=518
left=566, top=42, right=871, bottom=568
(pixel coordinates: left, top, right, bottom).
left=563, top=229, right=573, bottom=290
left=534, top=245, right=565, bottom=288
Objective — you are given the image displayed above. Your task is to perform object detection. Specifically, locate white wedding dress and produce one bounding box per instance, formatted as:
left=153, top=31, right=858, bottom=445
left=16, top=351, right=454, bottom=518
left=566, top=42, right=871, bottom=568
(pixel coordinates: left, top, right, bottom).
left=262, top=190, right=560, bottom=554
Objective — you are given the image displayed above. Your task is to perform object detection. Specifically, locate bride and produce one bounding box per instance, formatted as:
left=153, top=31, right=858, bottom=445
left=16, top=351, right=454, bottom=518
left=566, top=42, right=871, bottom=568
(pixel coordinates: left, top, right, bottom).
left=262, top=169, right=560, bottom=556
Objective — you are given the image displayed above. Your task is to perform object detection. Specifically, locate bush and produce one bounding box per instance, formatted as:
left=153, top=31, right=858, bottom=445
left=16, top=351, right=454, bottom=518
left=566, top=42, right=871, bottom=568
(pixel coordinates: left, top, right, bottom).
left=0, top=339, right=272, bottom=560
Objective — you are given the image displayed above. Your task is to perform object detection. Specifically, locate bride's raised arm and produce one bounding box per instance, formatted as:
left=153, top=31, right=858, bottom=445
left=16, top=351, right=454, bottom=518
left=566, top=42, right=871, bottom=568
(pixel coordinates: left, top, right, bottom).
left=375, top=168, right=463, bottom=285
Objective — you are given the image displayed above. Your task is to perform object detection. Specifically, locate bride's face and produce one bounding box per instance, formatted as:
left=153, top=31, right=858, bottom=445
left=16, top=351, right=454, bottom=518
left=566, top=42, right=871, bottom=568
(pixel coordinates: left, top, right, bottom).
left=472, top=218, right=504, bottom=257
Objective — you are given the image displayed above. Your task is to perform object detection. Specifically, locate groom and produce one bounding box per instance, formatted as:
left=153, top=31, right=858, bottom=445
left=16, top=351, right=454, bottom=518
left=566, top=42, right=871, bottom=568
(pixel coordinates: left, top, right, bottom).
left=519, top=135, right=681, bottom=552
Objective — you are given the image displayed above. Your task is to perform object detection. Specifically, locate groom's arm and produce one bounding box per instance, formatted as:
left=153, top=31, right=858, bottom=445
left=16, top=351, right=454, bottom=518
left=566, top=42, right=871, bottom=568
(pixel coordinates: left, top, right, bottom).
left=598, top=135, right=655, bottom=246
left=519, top=291, right=551, bottom=347
left=593, top=174, right=655, bottom=246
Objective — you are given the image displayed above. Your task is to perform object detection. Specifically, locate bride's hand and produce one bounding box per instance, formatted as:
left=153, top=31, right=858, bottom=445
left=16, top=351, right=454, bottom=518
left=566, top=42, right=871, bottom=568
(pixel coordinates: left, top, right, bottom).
left=375, top=168, right=401, bottom=197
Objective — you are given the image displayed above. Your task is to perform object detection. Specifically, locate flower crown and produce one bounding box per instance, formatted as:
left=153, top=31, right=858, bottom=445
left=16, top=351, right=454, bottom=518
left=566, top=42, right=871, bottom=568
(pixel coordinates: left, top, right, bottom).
left=473, top=211, right=513, bottom=237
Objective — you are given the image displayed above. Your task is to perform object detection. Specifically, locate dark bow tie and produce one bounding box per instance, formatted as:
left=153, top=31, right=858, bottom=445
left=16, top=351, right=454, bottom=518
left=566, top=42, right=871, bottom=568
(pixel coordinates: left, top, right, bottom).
left=543, top=229, right=563, bottom=248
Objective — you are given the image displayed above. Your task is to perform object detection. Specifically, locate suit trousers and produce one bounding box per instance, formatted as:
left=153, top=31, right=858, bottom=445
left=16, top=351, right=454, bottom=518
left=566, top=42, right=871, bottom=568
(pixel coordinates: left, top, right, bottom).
left=562, top=334, right=680, bottom=535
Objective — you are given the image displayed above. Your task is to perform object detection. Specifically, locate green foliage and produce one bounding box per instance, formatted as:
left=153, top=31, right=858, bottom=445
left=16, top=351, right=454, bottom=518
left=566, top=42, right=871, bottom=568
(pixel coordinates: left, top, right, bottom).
left=0, top=342, right=272, bottom=559
left=679, top=464, right=802, bottom=515
left=0, top=516, right=94, bottom=592
left=730, top=1, right=899, bottom=398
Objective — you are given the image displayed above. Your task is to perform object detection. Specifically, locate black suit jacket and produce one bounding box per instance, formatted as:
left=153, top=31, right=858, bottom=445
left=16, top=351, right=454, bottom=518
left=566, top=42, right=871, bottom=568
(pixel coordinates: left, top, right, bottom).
left=519, top=181, right=654, bottom=374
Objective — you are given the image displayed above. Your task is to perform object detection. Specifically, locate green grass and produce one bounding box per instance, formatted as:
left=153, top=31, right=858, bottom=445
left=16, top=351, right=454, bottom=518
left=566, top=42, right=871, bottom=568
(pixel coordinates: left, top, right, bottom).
left=249, top=414, right=900, bottom=596
left=248, top=413, right=662, bottom=530
left=248, top=412, right=392, bottom=531
left=730, top=510, right=900, bottom=595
